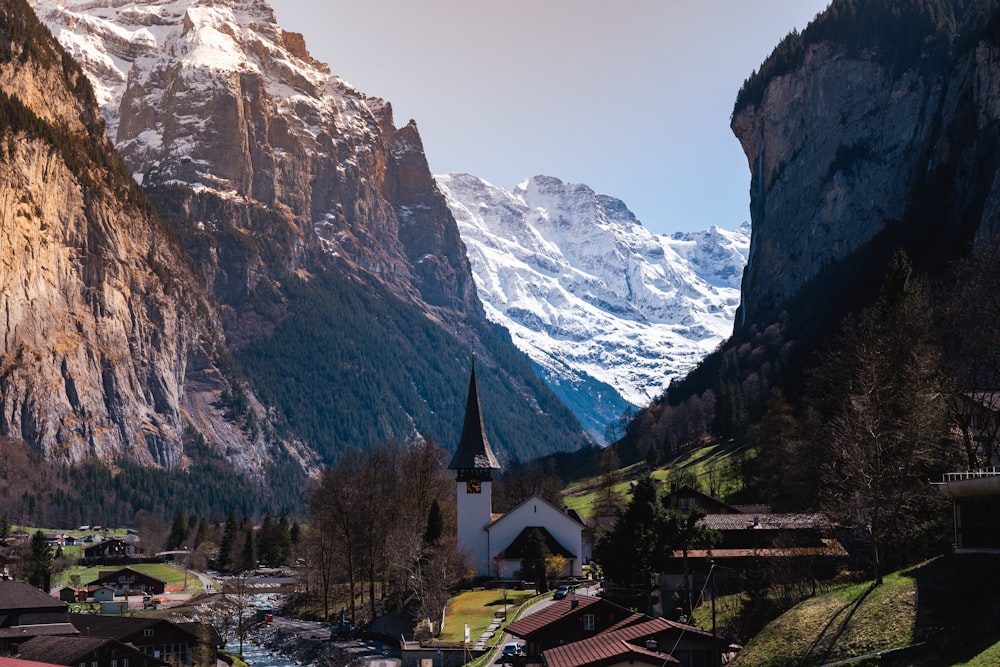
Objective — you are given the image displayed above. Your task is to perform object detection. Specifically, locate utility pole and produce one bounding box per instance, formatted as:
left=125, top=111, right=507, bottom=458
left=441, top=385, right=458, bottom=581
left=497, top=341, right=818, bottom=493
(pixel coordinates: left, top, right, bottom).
left=710, top=560, right=719, bottom=667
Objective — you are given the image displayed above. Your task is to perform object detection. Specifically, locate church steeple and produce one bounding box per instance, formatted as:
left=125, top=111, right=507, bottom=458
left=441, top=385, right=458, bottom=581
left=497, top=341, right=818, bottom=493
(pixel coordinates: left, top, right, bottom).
left=448, top=360, right=501, bottom=476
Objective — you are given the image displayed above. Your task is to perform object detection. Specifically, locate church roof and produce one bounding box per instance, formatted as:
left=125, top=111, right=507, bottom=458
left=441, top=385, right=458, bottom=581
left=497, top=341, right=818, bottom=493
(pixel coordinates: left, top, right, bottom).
left=448, top=364, right=501, bottom=471
left=498, top=526, right=576, bottom=560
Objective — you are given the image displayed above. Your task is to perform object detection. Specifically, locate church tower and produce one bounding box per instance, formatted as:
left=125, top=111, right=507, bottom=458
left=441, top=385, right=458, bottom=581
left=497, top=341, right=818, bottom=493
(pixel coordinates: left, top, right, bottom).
left=448, top=361, right=501, bottom=576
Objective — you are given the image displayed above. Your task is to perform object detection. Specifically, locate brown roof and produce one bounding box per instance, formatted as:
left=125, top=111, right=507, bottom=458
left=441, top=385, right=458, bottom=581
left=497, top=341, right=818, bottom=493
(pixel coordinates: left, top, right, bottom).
left=539, top=616, right=712, bottom=667
left=506, top=595, right=630, bottom=639
left=0, top=624, right=78, bottom=639
left=90, top=566, right=166, bottom=586
left=68, top=613, right=160, bottom=639
left=0, top=582, right=66, bottom=613
left=543, top=637, right=678, bottom=667
left=16, top=636, right=168, bottom=666
left=679, top=539, right=849, bottom=560
left=16, top=637, right=116, bottom=664
left=448, top=364, right=501, bottom=471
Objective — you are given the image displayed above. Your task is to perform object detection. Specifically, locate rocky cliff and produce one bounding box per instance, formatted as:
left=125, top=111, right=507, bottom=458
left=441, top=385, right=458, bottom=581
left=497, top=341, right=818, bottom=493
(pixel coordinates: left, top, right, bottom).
left=731, top=2, right=1000, bottom=334
left=0, top=0, right=290, bottom=474
left=33, top=0, right=478, bottom=322
left=33, top=0, right=589, bottom=464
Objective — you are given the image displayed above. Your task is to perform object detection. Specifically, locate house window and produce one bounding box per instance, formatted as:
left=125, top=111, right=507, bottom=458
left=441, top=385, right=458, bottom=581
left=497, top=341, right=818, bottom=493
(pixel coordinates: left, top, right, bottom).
left=122, top=660, right=128, bottom=667
left=583, top=613, right=595, bottom=630
left=111, top=661, right=117, bottom=667
left=144, top=628, right=154, bottom=637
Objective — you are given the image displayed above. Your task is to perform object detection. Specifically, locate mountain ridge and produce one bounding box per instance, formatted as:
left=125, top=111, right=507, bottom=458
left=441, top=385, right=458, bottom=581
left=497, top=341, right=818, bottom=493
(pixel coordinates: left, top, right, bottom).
left=31, top=0, right=591, bottom=470
left=437, top=172, right=748, bottom=440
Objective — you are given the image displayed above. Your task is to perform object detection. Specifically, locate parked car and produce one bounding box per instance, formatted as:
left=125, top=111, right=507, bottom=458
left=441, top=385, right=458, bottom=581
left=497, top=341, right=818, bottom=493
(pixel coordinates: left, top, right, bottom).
left=553, top=585, right=570, bottom=600
left=501, top=642, right=524, bottom=662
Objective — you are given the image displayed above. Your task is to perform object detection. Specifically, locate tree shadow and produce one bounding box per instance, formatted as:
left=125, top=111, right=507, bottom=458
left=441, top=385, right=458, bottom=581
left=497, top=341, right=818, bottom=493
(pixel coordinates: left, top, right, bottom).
left=801, top=583, right=877, bottom=665
left=891, top=554, right=1000, bottom=666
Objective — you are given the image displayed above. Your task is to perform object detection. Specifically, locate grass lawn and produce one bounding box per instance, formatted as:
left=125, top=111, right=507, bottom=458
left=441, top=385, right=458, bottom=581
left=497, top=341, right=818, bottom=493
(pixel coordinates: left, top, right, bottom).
left=55, top=562, right=194, bottom=591
left=562, top=443, right=751, bottom=523
left=730, top=554, right=1000, bottom=667
left=439, top=588, right=537, bottom=643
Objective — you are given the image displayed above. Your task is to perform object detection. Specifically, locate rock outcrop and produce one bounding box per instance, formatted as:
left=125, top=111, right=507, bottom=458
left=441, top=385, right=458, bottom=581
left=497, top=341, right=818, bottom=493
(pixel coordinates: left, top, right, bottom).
left=731, top=4, right=1000, bottom=333
left=0, top=0, right=289, bottom=473
left=33, top=0, right=589, bottom=464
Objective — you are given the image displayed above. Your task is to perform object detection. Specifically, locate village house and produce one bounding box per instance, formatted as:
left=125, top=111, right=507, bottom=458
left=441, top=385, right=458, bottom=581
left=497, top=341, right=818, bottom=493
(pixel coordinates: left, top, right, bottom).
left=65, top=614, right=222, bottom=667
left=86, top=567, right=166, bottom=596
left=504, top=594, right=722, bottom=667
left=84, top=538, right=141, bottom=562
left=504, top=594, right=636, bottom=657
left=15, top=636, right=168, bottom=667
left=0, top=581, right=77, bottom=654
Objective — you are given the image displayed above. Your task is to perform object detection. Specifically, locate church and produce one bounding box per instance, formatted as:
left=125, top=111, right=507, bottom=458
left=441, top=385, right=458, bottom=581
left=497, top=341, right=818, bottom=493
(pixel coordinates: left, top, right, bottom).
left=448, top=363, right=584, bottom=579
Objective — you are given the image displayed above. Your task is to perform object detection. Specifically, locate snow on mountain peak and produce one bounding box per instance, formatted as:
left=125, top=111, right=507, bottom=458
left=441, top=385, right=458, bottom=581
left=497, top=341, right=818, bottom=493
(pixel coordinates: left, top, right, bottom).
left=32, top=0, right=374, bottom=173
left=437, top=173, right=749, bottom=438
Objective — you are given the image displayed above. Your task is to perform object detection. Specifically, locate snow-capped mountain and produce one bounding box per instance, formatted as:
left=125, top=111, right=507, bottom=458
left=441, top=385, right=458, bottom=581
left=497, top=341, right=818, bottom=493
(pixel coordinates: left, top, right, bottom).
left=28, top=0, right=591, bottom=464
left=437, top=173, right=750, bottom=440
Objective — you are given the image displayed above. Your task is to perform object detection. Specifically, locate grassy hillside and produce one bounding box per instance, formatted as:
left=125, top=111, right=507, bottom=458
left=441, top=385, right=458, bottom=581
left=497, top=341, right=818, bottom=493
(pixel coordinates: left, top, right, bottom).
left=730, top=554, right=1000, bottom=667
left=562, top=442, right=750, bottom=522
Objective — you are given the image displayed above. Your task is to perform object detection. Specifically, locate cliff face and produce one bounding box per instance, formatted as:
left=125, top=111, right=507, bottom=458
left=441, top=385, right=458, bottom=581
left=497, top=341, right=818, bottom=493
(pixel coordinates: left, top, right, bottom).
left=34, top=0, right=588, bottom=463
left=0, top=0, right=280, bottom=471
left=35, top=0, right=478, bottom=322
left=731, top=15, right=1000, bottom=333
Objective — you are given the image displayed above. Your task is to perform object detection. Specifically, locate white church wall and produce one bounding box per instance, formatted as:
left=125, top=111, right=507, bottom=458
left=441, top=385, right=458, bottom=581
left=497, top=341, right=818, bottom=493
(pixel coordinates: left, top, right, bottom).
left=489, top=496, right=584, bottom=577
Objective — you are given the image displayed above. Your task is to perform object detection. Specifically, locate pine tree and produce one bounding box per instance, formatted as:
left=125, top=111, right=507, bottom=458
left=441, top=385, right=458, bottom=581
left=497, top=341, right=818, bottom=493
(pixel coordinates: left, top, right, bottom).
left=27, top=530, right=52, bottom=592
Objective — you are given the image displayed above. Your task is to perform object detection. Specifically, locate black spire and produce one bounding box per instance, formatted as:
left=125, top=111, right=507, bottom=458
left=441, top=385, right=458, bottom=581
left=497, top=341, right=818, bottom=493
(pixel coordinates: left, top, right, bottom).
left=448, top=361, right=501, bottom=473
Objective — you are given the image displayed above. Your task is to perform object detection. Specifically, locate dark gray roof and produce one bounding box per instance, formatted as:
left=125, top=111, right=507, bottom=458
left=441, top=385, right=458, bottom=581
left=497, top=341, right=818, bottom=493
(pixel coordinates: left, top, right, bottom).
left=448, top=364, right=501, bottom=470
left=0, top=582, right=66, bottom=613
left=16, top=636, right=113, bottom=664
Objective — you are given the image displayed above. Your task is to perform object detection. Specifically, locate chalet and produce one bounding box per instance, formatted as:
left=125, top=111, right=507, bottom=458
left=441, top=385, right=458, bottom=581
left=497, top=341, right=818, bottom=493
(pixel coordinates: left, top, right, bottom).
left=541, top=616, right=723, bottom=667
left=67, top=614, right=223, bottom=667
left=505, top=594, right=722, bottom=667
left=86, top=567, right=166, bottom=595
left=936, top=469, right=1000, bottom=551
left=16, top=636, right=169, bottom=667
left=0, top=581, right=77, bottom=654
left=84, top=538, right=141, bottom=561
left=504, top=595, right=635, bottom=657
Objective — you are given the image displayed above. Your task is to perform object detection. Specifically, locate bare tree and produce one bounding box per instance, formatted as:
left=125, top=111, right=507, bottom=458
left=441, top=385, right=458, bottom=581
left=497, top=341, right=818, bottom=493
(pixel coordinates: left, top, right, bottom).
left=817, top=253, right=958, bottom=583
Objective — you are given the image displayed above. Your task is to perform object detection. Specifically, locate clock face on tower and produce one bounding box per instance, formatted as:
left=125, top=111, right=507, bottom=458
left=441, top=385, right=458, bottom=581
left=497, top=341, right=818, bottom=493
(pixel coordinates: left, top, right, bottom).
left=466, top=480, right=482, bottom=494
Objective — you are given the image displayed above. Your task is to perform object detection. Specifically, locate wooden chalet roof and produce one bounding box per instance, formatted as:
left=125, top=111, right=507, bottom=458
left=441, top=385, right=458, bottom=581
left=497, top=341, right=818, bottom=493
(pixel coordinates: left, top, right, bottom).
left=16, top=636, right=168, bottom=666
left=505, top=595, right=630, bottom=639
left=89, top=566, right=166, bottom=586
left=67, top=613, right=160, bottom=639
left=540, top=616, right=712, bottom=667
left=448, top=364, right=501, bottom=471
left=0, top=582, right=66, bottom=613
left=543, top=637, right=678, bottom=667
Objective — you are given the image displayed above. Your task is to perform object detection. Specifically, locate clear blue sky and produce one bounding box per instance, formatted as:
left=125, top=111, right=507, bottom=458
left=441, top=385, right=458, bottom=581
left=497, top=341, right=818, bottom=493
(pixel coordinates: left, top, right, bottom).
left=273, top=2, right=831, bottom=235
